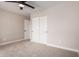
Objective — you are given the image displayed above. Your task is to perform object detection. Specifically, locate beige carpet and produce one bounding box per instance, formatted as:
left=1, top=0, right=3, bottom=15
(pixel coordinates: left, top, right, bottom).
left=0, top=40, right=78, bottom=57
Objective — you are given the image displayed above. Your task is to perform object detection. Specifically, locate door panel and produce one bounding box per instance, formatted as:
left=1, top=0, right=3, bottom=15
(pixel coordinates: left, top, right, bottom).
left=31, top=17, right=40, bottom=42
left=40, top=16, right=47, bottom=43
left=24, top=20, right=30, bottom=39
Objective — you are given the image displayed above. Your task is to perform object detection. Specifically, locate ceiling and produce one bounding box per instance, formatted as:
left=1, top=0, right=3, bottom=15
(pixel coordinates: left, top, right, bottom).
left=0, top=1, right=61, bottom=18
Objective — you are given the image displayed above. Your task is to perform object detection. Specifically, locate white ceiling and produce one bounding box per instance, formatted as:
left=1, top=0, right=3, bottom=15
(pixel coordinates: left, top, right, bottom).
left=0, top=1, right=61, bottom=18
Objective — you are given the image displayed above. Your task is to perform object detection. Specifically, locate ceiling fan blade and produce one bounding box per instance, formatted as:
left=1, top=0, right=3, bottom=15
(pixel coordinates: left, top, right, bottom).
left=5, top=1, right=19, bottom=3
left=23, top=2, right=35, bottom=9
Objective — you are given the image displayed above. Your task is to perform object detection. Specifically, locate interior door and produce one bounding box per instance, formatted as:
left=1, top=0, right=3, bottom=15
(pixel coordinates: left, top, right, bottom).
left=24, top=20, right=30, bottom=39
left=31, top=17, right=40, bottom=42
left=39, top=16, right=47, bottom=43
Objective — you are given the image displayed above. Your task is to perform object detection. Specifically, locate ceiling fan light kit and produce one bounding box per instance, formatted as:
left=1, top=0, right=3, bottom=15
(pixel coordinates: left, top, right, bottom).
left=19, top=4, right=24, bottom=10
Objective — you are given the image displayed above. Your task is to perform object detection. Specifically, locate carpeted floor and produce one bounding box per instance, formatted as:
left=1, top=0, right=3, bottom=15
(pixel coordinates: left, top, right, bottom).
left=0, top=40, right=78, bottom=57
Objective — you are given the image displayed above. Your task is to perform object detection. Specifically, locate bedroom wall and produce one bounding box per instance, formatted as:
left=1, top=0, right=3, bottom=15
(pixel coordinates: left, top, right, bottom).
left=0, top=9, right=27, bottom=43
left=31, top=2, right=79, bottom=52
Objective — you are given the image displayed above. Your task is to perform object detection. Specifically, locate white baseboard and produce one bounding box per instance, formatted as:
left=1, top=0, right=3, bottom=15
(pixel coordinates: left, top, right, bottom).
left=31, top=40, right=79, bottom=53
left=46, top=43, right=79, bottom=53
left=0, top=39, right=29, bottom=46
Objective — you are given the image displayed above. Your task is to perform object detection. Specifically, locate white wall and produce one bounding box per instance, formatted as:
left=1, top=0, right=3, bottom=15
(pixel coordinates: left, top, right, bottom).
left=0, top=9, right=27, bottom=43
left=31, top=2, right=79, bottom=52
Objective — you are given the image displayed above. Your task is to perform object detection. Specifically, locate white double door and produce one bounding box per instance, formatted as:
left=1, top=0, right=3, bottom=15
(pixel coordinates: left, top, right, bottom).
left=31, top=16, right=47, bottom=43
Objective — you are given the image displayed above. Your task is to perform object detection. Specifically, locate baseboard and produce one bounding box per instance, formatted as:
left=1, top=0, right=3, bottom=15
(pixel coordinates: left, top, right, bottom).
left=46, top=43, right=79, bottom=53
left=0, top=39, right=30, bottom=46
left=31, top=40, right=79, bottom=53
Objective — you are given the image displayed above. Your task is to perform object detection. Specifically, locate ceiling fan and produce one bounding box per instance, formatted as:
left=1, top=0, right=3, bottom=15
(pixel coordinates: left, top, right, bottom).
left=5, top=1, right=35, bottom=10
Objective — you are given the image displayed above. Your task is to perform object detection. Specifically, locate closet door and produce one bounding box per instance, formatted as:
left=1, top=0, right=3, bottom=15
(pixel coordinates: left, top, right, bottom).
left=39, top=16, right=47, bottom=43
left=24, top=20, right=30, bottom=39
left=31, top=17, right=40, bottom=42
